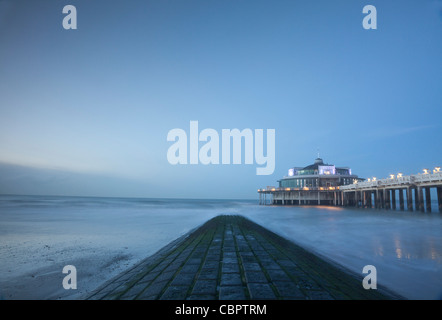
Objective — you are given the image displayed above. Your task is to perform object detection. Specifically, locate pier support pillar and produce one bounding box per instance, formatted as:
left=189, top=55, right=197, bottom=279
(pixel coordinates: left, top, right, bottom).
left=425, top=187, right=432, bottom=213
left=417, top=187, right=425, bottom=212
left=385, top=189, right=391, bottom=210
left=398, top=189, right=404, bottom=210
left=363, top=191, right=367, bottom=208
left=379, top=190, right=384, bottom=209
left=374, top=190, right=379, bottom=209
left=391, top=189, right=396, bottom=210
left=407, top=187, right=413, bottom=211
left=438, top=187, right=442, bottom=213
left=367, top=191, right=372, bottom=208
left=354, top=191, right=359, bottom=207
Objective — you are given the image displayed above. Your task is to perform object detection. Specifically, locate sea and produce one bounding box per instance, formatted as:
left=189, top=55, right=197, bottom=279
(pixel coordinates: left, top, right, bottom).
left=0, top=195, right=440, bottom=300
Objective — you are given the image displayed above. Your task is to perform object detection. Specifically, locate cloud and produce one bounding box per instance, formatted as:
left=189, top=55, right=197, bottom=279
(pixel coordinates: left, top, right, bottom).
left=0, top=162, right=155, bottom=198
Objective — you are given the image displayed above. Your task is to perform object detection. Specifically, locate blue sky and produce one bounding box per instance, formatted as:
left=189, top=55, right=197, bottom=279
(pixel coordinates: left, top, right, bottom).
left=0, top=0, right=441, bottom=199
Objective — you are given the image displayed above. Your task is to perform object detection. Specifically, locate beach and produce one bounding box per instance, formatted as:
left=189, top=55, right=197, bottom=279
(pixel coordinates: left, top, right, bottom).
left=0, top=195, right=441, bottom=300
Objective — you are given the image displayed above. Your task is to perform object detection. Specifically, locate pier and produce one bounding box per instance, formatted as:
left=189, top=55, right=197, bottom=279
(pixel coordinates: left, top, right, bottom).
left=85, top=216, right=399, bottom=300
left=258, top=169, right=442, bottom=213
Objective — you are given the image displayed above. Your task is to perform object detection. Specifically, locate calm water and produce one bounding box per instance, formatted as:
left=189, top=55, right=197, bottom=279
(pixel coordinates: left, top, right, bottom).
left=0, top=195, right=440, bottom=299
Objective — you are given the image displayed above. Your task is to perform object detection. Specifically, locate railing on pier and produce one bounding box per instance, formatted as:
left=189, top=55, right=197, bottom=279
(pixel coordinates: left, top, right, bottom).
left=258, top=186, right=340, bottom=193
left=340, top=172, right=442, bottom=191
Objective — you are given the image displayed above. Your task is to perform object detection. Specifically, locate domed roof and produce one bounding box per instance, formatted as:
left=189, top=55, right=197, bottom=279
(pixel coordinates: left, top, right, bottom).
left=301, top=158, right=331, bottom=170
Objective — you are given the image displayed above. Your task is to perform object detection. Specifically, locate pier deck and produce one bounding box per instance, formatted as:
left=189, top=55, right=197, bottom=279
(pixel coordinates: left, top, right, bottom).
left=86, top=215, right=399, bottom=300
left=259, top=171, right=442, bottom=212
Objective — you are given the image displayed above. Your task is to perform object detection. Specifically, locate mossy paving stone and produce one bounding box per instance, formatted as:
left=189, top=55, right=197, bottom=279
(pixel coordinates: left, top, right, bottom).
left=86, top=215, right=403, bottom=300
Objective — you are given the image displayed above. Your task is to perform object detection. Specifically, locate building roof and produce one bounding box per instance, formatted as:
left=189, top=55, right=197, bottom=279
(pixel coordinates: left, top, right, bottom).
left=301, top=158, right=332, bottom=171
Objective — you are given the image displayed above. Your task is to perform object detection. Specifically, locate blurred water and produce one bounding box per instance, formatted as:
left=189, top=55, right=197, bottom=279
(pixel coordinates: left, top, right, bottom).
left=0, top=195, right=440, bottom=299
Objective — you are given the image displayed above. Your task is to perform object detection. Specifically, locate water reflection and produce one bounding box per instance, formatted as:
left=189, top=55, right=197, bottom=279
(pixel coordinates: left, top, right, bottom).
left=244, top=205, right=442, bottom=299
left=394, top=236, right=403, bottom=259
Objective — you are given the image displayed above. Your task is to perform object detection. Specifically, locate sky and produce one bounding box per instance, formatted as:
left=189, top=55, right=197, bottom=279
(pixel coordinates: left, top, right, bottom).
left=0, top=0, right=441, bottom=199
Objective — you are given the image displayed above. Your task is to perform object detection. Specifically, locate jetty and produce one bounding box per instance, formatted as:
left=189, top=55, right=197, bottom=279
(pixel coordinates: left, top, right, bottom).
left=258, top=157, right=442, bottom=213
left=86, top=215, right=400, bottom=300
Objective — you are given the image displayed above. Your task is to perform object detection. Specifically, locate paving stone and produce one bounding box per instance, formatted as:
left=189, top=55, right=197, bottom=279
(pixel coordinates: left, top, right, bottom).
left=238, top=245, right=251, bottom=252
left=173, top=257, right=187, bottom=265
left=296, top=278, right=322, bottom=291
left=180, top=264, right=200, bottom=274
left=222, top=263, right=240, bottom=273
left=284, top=266, right=307, bottom=278
left=138, top=271, right=160, bottom=284
left=268, top=250, right=286, bottom=259
left=219, top=286, right=247, bottom=300
left=164, top=263, right=182, bottom=274
left=87, top=291, right=109, bottom=300
left=150, top=264, right=167, bottom=274
left=187, top=294, right=217, bottom=300
left=192, top=247, right=207, bottom=254
left=247, top=283, right=277, bottom=300
left=137, top=280, right=169, bottom=299
left=222, top=256, right=238, bottom=264
left=198, top=268, right=219, bottom=280
left=223, top=251, right=236, bottom=257
left=208, top=245, right=222, bottom=251
left=155, top=271, right=175, bottom=283
left=266, top=269, right=292, bottom=282
left=119, top=294, right=138, bottom=300
left=250, top=245, right=264, bottom=251
left=242, top=262, right=261, bottom=272
left=97, top=279, right=131, bottom=295
left=307, top=290, right=335, bottom=300
left=244, top=271, right=268, bottom=284
left=277, top=259, right=297, bottom=268
left=206, top=254, right=221, bottom=261
left=120, top=281, right=149, bottom=299
left=160, top=286, right=190, bottom=300
left=187, top=258, right=203, bottom=265
left=273, top=281, right=305, bottom=299
left=192, top=280, right=217, bottom=295
left=220, top=273, right=242, bottom=286
left=240, top=253, right=257, bottom=263
left=202, top=260, right=219, bottom=269
left=171, top=272, right=195, bottom=286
